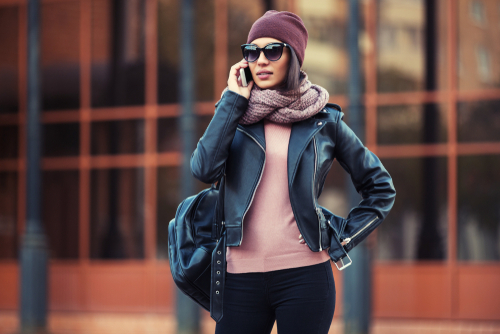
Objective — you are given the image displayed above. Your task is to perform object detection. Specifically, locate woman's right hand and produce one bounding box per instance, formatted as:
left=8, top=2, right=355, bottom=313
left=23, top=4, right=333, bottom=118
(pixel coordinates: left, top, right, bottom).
left=227, top=59, right=254, bottom=99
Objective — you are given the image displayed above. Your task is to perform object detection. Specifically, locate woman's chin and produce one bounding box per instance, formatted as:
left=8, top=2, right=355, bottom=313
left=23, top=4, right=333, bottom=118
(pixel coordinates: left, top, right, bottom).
left=255, top=80, right=278, bottom=90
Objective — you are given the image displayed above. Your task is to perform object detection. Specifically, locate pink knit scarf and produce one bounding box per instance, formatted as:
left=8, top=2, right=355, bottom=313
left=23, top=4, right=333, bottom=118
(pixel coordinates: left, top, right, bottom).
left=239, top=71, right=329, bottom=125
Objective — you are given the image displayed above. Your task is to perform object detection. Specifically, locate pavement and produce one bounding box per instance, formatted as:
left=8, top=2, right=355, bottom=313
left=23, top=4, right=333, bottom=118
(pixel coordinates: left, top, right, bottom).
left=1, top=311, right=500, bottom=334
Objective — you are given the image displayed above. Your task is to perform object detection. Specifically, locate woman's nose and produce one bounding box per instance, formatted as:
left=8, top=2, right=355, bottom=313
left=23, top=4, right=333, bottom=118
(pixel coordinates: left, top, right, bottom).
left=256, top=50, right=269, bottom=65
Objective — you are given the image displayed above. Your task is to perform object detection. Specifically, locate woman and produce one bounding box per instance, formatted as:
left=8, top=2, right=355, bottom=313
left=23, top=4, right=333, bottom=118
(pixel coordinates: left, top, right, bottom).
left=191, top=10, right=395, bottom=334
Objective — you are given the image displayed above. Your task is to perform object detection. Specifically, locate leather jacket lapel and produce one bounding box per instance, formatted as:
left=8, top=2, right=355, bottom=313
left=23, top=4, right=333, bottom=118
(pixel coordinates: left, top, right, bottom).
left=237, top=121, right=266, bottom=150
left=288, top=117, right=326, bottom=185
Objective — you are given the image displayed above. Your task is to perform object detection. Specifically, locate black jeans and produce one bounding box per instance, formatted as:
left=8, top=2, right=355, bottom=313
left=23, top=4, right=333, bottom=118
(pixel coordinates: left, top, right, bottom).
left=215, top=260, right=335, bottom=334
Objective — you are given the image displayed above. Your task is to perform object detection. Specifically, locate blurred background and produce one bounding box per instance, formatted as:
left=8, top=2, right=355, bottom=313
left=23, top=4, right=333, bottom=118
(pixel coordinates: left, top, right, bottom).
left=0, top=0, right=500, bottom=333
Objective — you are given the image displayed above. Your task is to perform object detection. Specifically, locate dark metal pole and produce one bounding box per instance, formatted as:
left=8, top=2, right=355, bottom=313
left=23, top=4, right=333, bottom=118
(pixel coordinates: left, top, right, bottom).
left=177, top=0, right=200, bottom=333
left=20, top=0, right=50, bottom=333
left=418, top=0, right=443, bottom=260
left=344, top=0, right=371, bottom=333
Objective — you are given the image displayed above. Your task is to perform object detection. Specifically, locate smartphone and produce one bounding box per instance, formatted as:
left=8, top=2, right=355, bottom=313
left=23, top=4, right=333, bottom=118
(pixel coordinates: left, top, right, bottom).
left=239, top=67, right=253, bottom=87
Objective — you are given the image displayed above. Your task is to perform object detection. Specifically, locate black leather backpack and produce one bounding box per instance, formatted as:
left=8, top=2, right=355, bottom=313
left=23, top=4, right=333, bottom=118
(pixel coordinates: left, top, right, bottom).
left=168, top=177, right=225, bottom=314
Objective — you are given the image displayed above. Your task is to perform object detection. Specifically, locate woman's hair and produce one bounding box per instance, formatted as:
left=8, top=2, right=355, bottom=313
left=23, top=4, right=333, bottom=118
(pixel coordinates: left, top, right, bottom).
left=282, top=46, right=305, bottom=99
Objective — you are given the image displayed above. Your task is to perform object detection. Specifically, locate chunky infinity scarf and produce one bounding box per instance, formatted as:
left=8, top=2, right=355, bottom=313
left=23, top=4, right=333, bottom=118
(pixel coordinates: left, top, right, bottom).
left=239, top=71, right=329, bottom=125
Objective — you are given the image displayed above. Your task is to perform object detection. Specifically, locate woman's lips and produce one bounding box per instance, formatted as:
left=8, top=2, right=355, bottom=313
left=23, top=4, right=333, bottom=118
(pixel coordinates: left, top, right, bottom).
left=257, top=72, right=272, bottom=79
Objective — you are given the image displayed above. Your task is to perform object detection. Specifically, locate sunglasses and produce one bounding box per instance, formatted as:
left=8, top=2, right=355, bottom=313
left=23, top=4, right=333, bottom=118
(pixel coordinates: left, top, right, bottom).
left=241, top=42, right=289, bottom=62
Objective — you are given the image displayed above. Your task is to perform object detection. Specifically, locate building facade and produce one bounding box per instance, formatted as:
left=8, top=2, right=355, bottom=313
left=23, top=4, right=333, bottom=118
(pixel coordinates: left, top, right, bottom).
left=0, top=0, right=499, bottom=321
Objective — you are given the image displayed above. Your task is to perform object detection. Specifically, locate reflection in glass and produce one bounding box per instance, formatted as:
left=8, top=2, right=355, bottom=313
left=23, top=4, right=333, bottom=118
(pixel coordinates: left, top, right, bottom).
left=158, top=0, right=214, bottom=103
left=458, top=155, right=500, bottom=261
left=91, top=168, right=144, bottom=259
left=377, top=0, right=447, bottom=92
left=158, top=115, right=212, bottom=152
left=299, top=0, right=350, bottom=94
left=42, top=171, right=79, bottom=259
left=457, top=100, right=500, bottom=143
left=0, top=172, right=17, bottom=259
left=157, top=118, right=180, bottom=152
left=458, top=0, right=500, bottom=90
left=43, top=123, right=80, bottom=157
left=91, top=0, right=145, bottom=107
left=91, top=119, right=144, bottom=155
left=377, top=104, right=447, bottom=145
left=0, top=126, right=18, bottom=159
left=377, top=158, right=447, bottom=261
left=0, top=6, right=19, bottom=114
left=41, top=1, right=80, bottom=110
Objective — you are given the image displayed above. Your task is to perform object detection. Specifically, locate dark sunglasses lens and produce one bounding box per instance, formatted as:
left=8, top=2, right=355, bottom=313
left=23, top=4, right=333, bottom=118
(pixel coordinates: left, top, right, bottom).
left=243, top=46, right=260, bottom=62
left=264, top=44, right=283, bottom=61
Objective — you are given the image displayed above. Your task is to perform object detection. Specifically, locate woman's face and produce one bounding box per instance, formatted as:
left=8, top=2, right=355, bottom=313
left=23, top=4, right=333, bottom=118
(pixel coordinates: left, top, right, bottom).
left=248, top=37, right=290, bottom=90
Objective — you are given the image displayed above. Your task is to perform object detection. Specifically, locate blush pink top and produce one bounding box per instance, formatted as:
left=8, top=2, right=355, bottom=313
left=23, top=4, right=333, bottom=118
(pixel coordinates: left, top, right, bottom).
left=226, top=119, right=330, bottom=273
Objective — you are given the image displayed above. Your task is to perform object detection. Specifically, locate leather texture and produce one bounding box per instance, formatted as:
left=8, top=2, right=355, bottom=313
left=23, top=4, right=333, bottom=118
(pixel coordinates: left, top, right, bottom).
left=210, top=231, right=227, bottom=322
left=191, top=90, right=396, bottom=262
left=168, top=183, right=221, bottom=312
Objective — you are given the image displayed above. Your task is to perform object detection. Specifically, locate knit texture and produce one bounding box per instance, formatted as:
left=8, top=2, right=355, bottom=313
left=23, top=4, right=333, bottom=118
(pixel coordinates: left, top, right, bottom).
left=226, top=120, right=331, bottom=273
left=247, top=10, right=308, bottom=67
left=238, top=71, right=329, bottom=125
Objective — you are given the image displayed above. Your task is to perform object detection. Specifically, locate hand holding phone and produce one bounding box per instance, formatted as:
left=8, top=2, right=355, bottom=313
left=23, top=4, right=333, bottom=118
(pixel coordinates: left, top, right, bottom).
left=239, top=67, right=253, bottom=87
left=227, top=60, right=254, bottom=99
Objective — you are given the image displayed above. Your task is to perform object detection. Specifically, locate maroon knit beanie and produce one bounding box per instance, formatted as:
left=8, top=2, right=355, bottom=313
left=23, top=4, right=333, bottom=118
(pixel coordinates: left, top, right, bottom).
left=247, top=10, right=308, bottom=67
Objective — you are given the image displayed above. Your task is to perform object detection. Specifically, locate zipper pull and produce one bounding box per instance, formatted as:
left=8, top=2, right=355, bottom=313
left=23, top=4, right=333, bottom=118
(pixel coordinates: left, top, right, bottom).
left=316, top=207, right=324, bottom=219
left=341, top=238, right=351, bottom=246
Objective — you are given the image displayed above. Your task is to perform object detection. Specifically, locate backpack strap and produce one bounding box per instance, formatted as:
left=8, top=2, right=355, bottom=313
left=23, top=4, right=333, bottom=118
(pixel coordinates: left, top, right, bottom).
left=211, top=172, right=226, bottom=240
left=210, top=230, right=227, bottom=322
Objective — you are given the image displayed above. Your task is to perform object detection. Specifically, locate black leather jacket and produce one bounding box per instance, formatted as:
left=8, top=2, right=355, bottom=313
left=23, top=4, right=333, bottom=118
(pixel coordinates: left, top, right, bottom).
left=191, top=90, right=395, bottom=265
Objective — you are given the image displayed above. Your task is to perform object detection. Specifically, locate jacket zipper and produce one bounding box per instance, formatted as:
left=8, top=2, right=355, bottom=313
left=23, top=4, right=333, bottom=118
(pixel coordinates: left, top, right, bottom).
left=312, top=137, right=322, bottom=251
left=236, top=128, right=266, bottom=244
left=342, top=217, right=379, bottom=245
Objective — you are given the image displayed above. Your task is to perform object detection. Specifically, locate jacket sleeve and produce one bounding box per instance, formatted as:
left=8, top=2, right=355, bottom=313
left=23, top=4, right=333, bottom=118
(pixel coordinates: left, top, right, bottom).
left=190, top=90, right=249, bottom=184
left=335, top=117, right=396, bottom=251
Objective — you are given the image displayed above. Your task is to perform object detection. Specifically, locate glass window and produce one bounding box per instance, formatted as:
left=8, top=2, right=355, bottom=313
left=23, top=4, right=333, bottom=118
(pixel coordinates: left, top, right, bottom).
left=227, top=0, right=265, bottom=74
left=90, top=168, right=144, bottom=259
left=469, top=0, right=486, bottom=25
left=272, top=0, right=293, bottom=11
left=157, top=0, right=179, bottom=104
left=377, top=103, right=447, bottom=145
left=457, top=99, right=500, bottom=143
left=41, top=1, right=80, bottom=110
left=194, top=0, right=214, bottom=102
left=42, top=171, right=79, bottom=259
left=91, top=119, right=144, bottom=155
left=158, top=0, right=215, bottom=103
left=475, top=45, right=491, bottom=82
left=458, top=155, right=500, bottom=261
left=91, top=0, right=145, bottom=107
left=156, top=167, right=179, bottom=259
left=377, top=0, right=447, bottom=92
left=458, top=0, right=500, bottom=90
left=158, top=115, right=212, bottom=152
left=43, top=123, right=80, bottom=157
left=0, top=6, right=19, bottom=114
left=299, top=0, right=350, bottom=95
left=0, top=125, right=18, bottom=159
left=377, top=157, right=448, bottom=261
left=157, top=117, right=180, bottom=152
left=0, top=172, right=17, bottom=259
